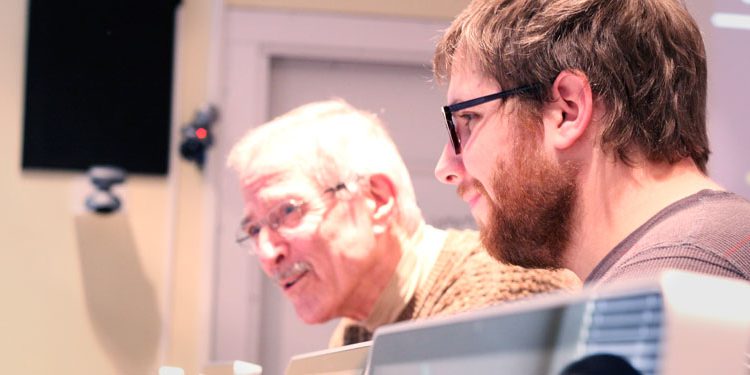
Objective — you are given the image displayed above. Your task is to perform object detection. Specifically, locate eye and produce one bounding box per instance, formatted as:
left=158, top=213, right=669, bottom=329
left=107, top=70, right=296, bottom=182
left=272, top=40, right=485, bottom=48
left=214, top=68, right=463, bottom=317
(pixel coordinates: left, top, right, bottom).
left=246, top=223, right=262, bottom=238
left=455, top=112, right=479, bottom=140
left=277, top=201, right=304, bottom=228
left=458, top=112, right=479, bottom=126
left=280, top=202, right=299, bottom=216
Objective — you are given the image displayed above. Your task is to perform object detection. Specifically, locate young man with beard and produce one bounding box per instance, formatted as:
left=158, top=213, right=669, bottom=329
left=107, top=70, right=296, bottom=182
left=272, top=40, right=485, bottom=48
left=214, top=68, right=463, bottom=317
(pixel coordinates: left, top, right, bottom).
left=433, top=0, right=750, bottom=285
left=227, top=100, right=579, bottom=346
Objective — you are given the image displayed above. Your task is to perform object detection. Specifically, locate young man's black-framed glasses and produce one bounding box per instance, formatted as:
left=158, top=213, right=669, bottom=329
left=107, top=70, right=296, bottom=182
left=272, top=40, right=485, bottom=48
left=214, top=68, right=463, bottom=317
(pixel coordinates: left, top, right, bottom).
left=441, top=84, right=540, bottom=155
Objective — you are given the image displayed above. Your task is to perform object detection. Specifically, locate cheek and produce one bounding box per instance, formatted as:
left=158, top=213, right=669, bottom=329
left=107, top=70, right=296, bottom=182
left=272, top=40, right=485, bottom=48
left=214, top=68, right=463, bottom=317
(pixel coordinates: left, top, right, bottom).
left=319, top=229, right=376, bottom=277
left=288, top=231, right=327, bottom=266
left=316, top=213, right=377, bottom=284
left=321, top=204, right=374, bottom=253
left=283, top=212, right=331, bottom=259
left=463, top=148, right=497, bottom=194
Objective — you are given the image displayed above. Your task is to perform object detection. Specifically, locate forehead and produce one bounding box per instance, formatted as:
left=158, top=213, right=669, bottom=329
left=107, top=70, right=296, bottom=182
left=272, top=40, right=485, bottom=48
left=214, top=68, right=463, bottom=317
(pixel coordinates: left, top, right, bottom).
left=240, top=170, right=319, bottom=209
left=447, top=56, right=500, bottom=104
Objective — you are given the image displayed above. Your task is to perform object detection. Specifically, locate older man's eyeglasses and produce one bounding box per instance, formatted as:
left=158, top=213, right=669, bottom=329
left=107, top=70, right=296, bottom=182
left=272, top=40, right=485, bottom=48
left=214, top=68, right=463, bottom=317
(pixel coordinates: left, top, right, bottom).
left=235, top=179, right=361, bottom=254
left=441, top=84, right=539, bottom=155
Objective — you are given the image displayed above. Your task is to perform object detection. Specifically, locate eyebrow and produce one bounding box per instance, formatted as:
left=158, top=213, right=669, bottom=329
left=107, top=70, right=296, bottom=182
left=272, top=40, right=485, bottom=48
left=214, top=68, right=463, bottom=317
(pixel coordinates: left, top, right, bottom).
left=447, top=97, right=463, bottom=107
left=240, top=216, right=253, bottom=227
left=239, top=195, right=301, bottom=226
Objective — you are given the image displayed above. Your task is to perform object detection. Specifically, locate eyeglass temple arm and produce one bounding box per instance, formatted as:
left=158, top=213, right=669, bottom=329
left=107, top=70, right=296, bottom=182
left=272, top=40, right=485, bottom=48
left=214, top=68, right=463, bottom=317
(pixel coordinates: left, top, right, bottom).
left=448, top=84, right=540, bottom=112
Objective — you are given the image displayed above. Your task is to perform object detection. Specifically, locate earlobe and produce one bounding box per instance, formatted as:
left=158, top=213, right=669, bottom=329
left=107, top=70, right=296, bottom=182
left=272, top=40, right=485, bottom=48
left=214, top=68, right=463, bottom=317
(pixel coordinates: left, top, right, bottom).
left=367, top=174, right=396, bottom=233
left=545, top=70, right=594, bottom=151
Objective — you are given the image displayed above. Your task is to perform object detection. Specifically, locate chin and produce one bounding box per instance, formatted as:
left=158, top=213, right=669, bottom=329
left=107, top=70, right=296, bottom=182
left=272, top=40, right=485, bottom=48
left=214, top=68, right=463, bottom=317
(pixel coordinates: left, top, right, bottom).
left=469, top=202, right=489, bottom=225
left=471, top=211, right=488, bottom=229
left=294, top=304, right=332, bottom=324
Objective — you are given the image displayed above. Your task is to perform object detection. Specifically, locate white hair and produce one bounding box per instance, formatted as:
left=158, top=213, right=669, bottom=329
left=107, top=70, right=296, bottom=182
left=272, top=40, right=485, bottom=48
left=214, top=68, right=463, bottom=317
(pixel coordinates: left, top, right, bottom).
left=227, top=99, right=423, bottom=234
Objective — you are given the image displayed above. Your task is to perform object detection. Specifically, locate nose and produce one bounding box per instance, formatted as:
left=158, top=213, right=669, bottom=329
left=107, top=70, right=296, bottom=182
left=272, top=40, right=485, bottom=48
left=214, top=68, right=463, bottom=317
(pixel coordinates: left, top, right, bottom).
left=255, top=227, right=287, bottom=266
left=434, top=143, right=464, bottom=186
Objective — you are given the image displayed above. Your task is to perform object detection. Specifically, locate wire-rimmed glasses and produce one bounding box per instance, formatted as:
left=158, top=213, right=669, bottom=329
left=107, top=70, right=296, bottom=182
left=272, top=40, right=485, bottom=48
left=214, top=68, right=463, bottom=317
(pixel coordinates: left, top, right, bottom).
left=235, top=178, right=361, bottom=254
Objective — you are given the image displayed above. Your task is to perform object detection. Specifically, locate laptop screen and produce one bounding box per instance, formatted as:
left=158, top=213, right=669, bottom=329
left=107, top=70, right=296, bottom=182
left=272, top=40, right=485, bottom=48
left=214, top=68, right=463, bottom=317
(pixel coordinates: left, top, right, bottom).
left=284, top=341, right=371, bottom=375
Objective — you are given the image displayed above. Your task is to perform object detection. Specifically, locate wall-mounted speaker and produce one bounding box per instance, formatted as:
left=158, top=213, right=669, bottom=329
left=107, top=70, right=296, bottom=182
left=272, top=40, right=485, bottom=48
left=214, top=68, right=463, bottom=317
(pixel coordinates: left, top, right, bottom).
left=22, top=0, right=181, bottom=175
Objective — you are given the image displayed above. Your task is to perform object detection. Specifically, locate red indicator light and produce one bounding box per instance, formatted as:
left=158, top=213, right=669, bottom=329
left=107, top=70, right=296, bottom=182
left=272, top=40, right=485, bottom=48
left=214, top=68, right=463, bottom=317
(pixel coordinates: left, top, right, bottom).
left=195, top=127, right=208, bottom=140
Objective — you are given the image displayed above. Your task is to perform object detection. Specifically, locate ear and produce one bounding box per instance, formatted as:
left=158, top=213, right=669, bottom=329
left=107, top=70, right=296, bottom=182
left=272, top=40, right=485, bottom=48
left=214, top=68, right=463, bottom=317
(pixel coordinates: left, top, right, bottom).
left=543, top=70, right=594, bottom=151
left=366, top=174, right=396, bottom=234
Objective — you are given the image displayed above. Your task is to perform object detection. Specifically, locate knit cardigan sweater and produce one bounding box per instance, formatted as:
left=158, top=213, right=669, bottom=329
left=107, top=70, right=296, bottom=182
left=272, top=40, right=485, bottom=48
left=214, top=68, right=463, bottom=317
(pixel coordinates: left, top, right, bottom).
left=330, top=229, right=580, bottom=346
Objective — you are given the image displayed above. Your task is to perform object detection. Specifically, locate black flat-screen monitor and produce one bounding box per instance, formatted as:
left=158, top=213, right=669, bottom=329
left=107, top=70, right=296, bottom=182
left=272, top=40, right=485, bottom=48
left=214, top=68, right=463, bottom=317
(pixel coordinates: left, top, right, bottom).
left=22, top=0, right=180, bottom=175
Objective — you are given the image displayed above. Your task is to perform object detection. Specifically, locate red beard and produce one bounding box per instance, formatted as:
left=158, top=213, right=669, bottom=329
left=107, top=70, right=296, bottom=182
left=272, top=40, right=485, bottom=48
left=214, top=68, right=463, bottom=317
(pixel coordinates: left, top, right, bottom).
left=480, top=129, right=579, bottom=269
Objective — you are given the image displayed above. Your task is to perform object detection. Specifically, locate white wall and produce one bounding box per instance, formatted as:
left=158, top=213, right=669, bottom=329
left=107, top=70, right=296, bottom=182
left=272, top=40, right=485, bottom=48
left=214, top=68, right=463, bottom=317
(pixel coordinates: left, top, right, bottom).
left=0, top=0, right=218, bottom=373
left=0, top=1, right=464, bottom=373
left=225, top=0, right=468, bottom=20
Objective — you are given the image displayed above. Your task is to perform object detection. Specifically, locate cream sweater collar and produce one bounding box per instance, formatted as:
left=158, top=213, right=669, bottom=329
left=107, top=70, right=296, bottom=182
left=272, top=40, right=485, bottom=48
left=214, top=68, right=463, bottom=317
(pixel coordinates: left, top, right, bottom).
left=360, top=224, right=447, bottom=331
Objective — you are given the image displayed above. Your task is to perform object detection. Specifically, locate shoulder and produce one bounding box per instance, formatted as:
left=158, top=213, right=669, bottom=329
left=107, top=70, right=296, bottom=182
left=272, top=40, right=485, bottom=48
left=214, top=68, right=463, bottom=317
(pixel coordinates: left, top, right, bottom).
left=659, top=191, right=750, bottom=234
left=420, top=229, right=580, bottom=317
left=440, top=229, right=579, bottom=288
left=593, top=191, right=750, bottom=284
left=602, top=242, right=750, bottom=284
left=631, top=192, right=750, bottom=273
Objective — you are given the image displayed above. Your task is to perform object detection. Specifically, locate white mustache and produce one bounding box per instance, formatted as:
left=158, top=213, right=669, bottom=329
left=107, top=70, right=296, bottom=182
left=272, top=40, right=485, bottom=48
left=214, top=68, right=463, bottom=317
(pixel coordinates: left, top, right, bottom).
left=273, top=261, right=311, bottom=283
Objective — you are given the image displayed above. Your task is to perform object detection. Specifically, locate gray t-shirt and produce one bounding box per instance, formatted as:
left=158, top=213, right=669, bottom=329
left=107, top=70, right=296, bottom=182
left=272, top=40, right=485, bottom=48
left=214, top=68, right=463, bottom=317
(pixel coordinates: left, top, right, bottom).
left=586, top=190, right=750, bottom=285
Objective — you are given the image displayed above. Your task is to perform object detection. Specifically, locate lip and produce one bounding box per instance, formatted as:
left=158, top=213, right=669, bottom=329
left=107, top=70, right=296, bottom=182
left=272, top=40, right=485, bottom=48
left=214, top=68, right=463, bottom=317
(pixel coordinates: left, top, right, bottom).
left=463, top=193, right=481, bottom=209
left=281, top=270, right=308, bottom=290
left=276, top=262, right=311, bottom=291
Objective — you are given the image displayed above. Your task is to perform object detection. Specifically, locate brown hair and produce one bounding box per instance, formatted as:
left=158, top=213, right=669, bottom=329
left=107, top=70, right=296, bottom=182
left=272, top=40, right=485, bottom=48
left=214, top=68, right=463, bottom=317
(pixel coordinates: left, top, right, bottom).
left=434, top=0, right=710, bottom=172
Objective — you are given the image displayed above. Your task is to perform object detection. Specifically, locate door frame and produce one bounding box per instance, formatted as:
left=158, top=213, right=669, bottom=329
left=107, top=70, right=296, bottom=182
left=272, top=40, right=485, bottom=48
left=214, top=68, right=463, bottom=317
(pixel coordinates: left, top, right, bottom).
left=209, top=8, right=449, bottom=362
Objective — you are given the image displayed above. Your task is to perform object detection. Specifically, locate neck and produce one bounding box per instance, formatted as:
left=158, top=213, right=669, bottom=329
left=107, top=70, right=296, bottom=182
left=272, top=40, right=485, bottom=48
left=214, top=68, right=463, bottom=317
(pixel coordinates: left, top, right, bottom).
left=341, top=222, right=424, bottom=321
left=563, top=155, right=722, bottom=280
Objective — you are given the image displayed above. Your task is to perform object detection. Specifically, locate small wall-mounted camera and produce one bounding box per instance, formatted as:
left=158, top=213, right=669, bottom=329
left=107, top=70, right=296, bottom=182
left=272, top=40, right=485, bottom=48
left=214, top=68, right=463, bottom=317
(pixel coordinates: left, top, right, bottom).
left=85, top=165, right=127, bottom=214
left=180, top=104, right=219, bottom=169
